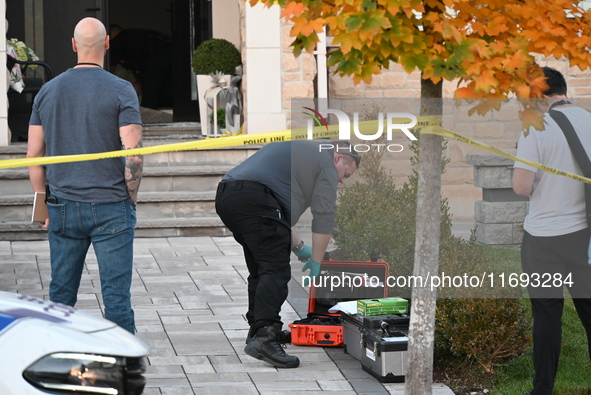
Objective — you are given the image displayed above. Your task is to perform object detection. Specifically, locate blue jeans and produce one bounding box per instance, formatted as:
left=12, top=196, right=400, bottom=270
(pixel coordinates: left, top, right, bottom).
left=47, top=196, right=137, bottom=333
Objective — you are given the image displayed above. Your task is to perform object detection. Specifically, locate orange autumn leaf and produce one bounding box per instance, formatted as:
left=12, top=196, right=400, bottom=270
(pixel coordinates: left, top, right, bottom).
left=455, top=87, right=479, bottom=99
left=281, top=2, right=306, bottom=18
left=515, top=85, right=531, bottom=98
left=332, top=33, right=363, bottom=54
left=290, top=15, right=325, bottom=36
left=472, top=69, right=497, bottom=93
left=249, top=0, right=591, bottom=129
left=485, top=17, right=509, bottom=36
left=385, top=3, right=402, bottom=16
left=442, top=24, right=462, bottom=43
left=464, top=61, right=483, bottom=77
left=521, top=107, right=546, bottom=134
left=475, top=44, right=492, bottom=60
left=502, top=51, right=531, bottom=72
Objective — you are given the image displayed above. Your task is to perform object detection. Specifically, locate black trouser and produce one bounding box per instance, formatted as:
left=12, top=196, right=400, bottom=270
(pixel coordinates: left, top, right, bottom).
left=215, top=180, right=291, bottom=335
left=521, top=229, right=591, bottom=395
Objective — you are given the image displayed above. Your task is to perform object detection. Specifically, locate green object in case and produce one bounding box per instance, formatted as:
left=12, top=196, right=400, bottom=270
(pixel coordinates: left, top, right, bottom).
left=357, top=297, right=408, bottom=316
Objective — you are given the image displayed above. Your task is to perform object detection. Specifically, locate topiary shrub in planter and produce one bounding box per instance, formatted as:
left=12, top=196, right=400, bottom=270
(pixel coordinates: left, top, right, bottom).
left=192, top=39, right=242, bottom=135
left=192, top=38, right=242, bottom=76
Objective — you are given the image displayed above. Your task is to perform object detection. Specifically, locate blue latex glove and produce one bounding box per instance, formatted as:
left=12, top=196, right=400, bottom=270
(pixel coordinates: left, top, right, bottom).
left=302, top=258, right=320, bottom=287
left=294, top=245, right=312, bottom=261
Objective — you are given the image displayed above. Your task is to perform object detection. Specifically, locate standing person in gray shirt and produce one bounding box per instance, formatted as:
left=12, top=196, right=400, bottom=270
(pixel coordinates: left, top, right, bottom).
left=215, top=140, right=360, bottom=368
left=26, top=17, right=143, bottom=334
left=513, top=67, right=591, bottom=395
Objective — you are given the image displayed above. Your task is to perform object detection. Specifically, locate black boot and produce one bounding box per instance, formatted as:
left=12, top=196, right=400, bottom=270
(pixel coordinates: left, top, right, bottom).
left=244, top=326, right=300, bottom=368
left=245, top=328, right=291, bottom=344
left=277, top=329, right=292, bottom=344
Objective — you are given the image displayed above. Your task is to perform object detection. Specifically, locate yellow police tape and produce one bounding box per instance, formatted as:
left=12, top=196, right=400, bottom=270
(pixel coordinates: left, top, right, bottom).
left=421, top=125, right=591, bottom=185
left=0, top=119, right=349, bottom=170
left=0, top=127, right=308, bottom=170
left=2, top=117, right=591, bottom=185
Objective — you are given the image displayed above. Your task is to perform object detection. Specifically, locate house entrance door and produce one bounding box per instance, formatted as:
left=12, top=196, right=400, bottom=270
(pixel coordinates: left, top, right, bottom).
left=43, top=0, right=106, bottom=77
left=8, top=0, right=209, bottom=123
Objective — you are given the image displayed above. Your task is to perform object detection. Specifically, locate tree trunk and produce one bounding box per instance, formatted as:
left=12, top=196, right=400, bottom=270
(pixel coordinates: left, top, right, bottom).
left=404, top=77, right=443, bottom=394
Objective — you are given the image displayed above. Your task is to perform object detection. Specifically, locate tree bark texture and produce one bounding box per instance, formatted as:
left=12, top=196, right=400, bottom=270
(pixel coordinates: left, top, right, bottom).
left=404, top=77, right=443, bottom=394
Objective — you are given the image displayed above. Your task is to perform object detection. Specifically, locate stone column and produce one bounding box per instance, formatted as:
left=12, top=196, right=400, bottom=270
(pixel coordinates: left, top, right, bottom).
left=244, top=3, right=286, bottom=134
left=467, top=153, right=528, bottom=246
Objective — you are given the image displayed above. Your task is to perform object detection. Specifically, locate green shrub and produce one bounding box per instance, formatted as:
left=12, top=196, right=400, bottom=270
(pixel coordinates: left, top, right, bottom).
left=333, top=117, right=531, bottom=372
left=436, top=296, right=531, bottom=373
left=210, top=108, right=226, bottom=128
left=334, top=137, right=454, bottom=297
left=192, top=38, right=242, bottom=75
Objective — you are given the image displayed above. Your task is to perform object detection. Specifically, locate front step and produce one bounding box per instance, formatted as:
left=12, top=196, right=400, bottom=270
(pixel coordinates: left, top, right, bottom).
left=1, top=143, right=258, bottom=168
left=0, top=217, right=230, bottom=241
left=0, top=192, right=226, bottom=241
left=0, top=192, right=218, bottom=222
left=0, top=143, right=27, bottom=159
left=137, top=191, right=217, bottom=218
left=0, top=188, right=228, bottom=241
left=141, top=166, right=231, bottom=192
left=0, top=194, right=35, bottom=222
left=0, top=169, right=31, bottom=195
left=0, top=221, right=48, bottom=241
left=142, top=122, right=201, bottom=138
left=135, top=217, right=228, bottom=238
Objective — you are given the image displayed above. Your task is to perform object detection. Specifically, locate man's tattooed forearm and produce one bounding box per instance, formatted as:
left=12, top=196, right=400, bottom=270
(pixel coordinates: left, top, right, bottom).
left=124, top=141, right=143, bottom=203
left=123, top=140, right=143, bottom=150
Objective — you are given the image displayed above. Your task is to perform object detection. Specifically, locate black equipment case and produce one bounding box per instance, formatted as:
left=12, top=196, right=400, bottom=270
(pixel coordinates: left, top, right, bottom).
left=360, top=316, right=409, bottom=382
left=341, top=313, right=409, bottom=362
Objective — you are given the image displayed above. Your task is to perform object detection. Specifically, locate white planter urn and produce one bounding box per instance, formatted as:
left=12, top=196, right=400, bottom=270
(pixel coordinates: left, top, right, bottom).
left=196, top=74, right=232, bottom=136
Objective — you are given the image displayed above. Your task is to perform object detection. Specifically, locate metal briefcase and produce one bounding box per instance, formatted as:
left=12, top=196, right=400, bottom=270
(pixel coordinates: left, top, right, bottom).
left=360, top=322, right=409, bottom=382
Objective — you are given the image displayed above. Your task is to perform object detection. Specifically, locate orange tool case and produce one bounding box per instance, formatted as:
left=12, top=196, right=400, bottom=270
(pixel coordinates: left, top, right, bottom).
left=290, top=259, right=390, bottom=347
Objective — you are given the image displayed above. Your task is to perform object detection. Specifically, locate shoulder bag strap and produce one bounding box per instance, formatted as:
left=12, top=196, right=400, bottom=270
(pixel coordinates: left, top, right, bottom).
left=549, top=109, right=591, bottom=227
left=549, top=110, right=591, bottom=176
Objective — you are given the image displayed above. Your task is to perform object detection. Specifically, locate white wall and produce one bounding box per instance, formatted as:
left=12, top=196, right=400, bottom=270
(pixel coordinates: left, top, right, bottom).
left=212, top=0, right=241, bottom=49
left=0, top=0, right=8, bottom=146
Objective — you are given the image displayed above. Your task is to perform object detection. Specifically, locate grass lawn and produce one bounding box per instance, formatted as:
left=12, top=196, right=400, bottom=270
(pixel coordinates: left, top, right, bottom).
left=475, top=246, right=591, bottom=394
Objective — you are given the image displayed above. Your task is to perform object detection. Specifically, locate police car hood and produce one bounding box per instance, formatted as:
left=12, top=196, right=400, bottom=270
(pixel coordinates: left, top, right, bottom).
left=0, top=291, right=115, bottom=333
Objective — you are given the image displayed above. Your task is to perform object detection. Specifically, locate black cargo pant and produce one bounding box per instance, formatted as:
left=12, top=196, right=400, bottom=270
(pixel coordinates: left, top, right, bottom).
left=521, top=228, right=591, bottom=395
left=215, top=180, right=291, bottom=336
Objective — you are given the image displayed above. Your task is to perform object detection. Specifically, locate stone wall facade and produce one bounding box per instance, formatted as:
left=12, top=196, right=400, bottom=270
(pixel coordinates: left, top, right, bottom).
left=275, top=19, right=591, bottom=220
left=280, top=21, right=316, bottom=124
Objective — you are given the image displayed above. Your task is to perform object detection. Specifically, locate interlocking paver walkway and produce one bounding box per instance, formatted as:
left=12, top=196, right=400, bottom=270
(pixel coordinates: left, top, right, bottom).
left=0, top=228, right=458, bottom=395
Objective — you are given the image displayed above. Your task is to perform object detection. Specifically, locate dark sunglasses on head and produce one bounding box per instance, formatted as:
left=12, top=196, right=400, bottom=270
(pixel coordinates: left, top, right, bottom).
left=340, top=151, right=361, bottom=167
